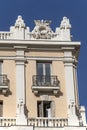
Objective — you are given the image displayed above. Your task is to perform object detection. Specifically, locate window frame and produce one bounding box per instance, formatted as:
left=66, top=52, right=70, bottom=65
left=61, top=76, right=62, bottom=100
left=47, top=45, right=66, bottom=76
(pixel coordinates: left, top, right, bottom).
left=36, top=61, right=52, bottom=76
left=37, top=100, right=55, bottom=117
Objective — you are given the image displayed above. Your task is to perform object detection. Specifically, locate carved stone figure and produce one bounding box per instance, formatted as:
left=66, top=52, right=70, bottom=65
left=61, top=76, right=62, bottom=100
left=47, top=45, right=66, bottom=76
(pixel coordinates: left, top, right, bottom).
left=60, top=17, right=71, bottom=29
left=15, top=15, right=26, bottom=29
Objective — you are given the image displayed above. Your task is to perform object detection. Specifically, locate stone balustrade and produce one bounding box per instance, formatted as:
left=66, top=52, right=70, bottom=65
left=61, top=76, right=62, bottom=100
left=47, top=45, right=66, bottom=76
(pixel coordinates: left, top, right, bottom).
left=0, top=17, right=71, bottom=41
left=0, top=32, right=11, bottom=40
left=0, top=117, right=16, bottom=126
left=27, top=118, right=68, bottom=127
left=0, top=117, right=68, bottom=127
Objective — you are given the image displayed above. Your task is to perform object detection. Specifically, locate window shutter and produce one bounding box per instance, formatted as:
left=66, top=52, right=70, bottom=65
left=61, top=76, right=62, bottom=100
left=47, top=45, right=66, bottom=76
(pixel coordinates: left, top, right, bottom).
left=38, top=102, right=43, bottom=117
left=0, top=62, right=2, bottom=74
left=0, top=63, right=2, bottom=84
left=51, top=101, right=55, bottom=117
left=0, top=102, right=3, bottom=117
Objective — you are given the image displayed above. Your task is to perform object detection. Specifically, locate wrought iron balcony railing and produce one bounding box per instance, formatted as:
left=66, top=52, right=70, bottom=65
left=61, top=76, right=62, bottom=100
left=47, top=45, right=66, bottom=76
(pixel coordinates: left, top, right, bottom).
left=0, top=75, right=9, bottom=86
left=32, top=75, right=60, bottom=87
left=0, top=75, right=9, bottom=95
left=32, top=75, right=60, bottom=95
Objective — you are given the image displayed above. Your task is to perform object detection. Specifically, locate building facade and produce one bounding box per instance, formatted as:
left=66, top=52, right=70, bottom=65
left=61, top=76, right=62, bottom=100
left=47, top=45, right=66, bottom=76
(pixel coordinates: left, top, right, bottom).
left=0, top=16, right=86, bottom=130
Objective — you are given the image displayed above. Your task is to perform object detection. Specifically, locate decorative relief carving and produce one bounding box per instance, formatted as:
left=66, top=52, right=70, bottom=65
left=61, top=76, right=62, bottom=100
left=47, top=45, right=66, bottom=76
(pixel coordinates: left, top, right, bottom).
left=68, top=100, right=76, bottom=116
left=40, top=95, right=50, bottom=100
left=31, top=20, right=55, bottom=39
left=17, top=98, right=25, bottom=115
left=9, top=16, right=71, bottom=40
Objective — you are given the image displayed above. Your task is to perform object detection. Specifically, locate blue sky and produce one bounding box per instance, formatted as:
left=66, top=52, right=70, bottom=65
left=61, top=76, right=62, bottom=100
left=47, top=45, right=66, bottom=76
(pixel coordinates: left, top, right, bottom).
left=0, top=0, right=87, bottom=117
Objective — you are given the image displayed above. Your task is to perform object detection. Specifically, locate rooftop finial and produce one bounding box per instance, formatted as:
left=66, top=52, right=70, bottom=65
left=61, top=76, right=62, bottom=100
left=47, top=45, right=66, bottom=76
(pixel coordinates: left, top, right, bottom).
left=60, top=17, right=71, bottom=29
left=15, top=15, right=26, bottom=28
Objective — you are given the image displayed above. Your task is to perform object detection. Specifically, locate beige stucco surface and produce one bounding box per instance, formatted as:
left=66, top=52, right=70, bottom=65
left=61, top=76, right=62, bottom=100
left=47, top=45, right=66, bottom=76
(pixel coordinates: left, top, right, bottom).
left=0, top=50, right=16, bottom=56
left=0, top=59, right=16, bottom=117
left=25, top=58, right=67, bottom=118
left=25, top=51, right=64, bottom=57
left=0, top=50, right=68, bottom=118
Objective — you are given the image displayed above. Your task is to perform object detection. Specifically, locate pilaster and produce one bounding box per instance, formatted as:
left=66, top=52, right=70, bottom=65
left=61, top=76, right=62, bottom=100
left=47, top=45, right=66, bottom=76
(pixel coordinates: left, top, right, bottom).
left=80, top=106, right=86, bottom=126
left=15, top=46, right=27, bottom=125
left=64, top=51, right=79, bottom=125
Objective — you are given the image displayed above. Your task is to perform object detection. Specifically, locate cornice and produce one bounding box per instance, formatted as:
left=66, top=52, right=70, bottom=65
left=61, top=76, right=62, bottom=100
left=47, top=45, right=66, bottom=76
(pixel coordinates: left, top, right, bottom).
left=0, top=40, right=81, bottom=53
left=0, top=39, right=81, bottom=46
left=0, top=40, right=80, bottom=59
left=0, top=55, right=78, bottom=62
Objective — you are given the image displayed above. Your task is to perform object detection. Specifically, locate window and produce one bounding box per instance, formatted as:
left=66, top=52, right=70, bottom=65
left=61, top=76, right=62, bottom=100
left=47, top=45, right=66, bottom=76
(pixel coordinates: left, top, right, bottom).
left=37, top=62, right=51, bottom=76
left=0, top=101, right=3, bottom=117
left=37, top=101, right=55, bottom=117
left=36, top=62, right=52, bottom=86
left=0, top=62, right=2, bottom=85
left=0, top=62, right=2, bottom=74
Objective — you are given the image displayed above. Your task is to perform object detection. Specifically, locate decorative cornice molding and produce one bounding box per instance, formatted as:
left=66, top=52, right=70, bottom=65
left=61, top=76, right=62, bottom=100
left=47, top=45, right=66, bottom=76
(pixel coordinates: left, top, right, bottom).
left=0, top=39, right=81, bottom=45
left=14, top=46, right=27, bottom=50
left=0, top=55, right=78, bottom=63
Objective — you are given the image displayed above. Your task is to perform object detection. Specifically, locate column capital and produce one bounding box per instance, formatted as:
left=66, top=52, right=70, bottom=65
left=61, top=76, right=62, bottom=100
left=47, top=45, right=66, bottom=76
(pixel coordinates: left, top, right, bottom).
left=14, top=46, right=27, bottom=63
left=15, top=60, right=26, bottom=65
left=63, top=58, right=78, bottom=67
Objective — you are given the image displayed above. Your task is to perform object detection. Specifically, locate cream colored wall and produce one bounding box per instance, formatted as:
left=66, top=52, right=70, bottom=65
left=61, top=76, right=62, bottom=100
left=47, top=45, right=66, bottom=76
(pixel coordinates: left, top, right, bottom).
left=0, top=50, right=16, bottom=56
left=0, top=50, right=68, bottom=118
left=26, top=60, right=37, bottom=117
left=0, top=59, right=16, bottom=117
left=25, top=51, right=68, bottom=118
left=0, top=50, right=16, bottom=117
left=52, top=61, right=67, bottom=118
left=26, top=51, right=64, bottom=57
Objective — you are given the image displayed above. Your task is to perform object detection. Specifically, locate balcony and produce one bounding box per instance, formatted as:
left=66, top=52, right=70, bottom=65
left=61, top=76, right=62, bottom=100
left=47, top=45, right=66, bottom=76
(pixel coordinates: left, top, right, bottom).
left=0, top=117, right=16, bottom=126
left=0, top=32, right=11, bottom=40
left=0, top=117, right=68, bottom=127
left=28, top=117, right=68, bottom=127
left=32, top=75, right=60, bottom=95
left=0, top=75, right=9, bottom=95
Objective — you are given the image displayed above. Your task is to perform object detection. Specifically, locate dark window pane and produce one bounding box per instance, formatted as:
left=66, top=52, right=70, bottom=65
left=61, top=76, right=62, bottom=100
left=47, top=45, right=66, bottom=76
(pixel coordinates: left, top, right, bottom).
left=45, top=63, right=51, bottom=76
left=45, top=63, right=51, bottom=83
left=37, top=101, right=51, bottom=117
left=37, top=63, right=44, bottom=84
left=0, top=63, right=2, bottom=74
left=0, top=101, right=3, bottom=117
left=37, top=63, right=43, bottom=75
left=37, top=62, right=51, bottom=85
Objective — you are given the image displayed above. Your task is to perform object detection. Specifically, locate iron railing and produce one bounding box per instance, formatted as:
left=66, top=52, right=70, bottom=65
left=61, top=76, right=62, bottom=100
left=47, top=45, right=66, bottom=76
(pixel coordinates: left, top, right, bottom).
left=0, top=75, right=9, bottom=86
left=32, top=75, right=59, bottom=87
